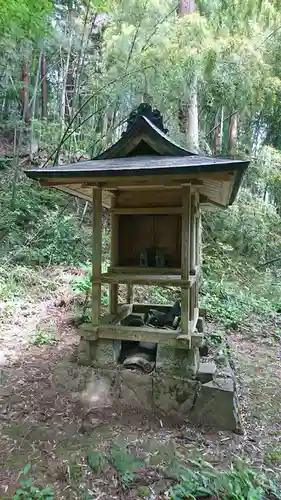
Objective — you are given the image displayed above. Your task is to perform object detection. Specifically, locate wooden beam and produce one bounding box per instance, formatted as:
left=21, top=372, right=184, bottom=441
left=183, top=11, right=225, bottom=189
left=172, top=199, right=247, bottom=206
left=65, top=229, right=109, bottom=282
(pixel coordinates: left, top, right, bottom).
left=42, top=185, right=112, bottom=208
left=108, top=266, right=181, bottom=275
left=80, top=304, right=133, bottom=333
left=199, top=194, right=225, bottom=208
left=84, top=179, right=204, bottom=190
left=80, top=323, right=202, bottom=348
left=110, top=206, right=182, bottom=215
left=92, top=188, right=102, bottom=324
left=39, top=172, right=232, bottom=188
left=95, top=272, right=195, bottom=288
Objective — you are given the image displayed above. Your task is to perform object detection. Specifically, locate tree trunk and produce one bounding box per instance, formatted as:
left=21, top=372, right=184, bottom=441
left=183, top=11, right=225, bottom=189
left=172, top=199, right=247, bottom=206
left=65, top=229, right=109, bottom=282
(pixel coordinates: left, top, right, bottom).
left=219, top=106, right=224, bottom=152
left=60, top=32, right=73, bottom=128
left=214, top=107, right=224, bottom=153
left=41, top=54, right=47, bottom=118
left=178, top=0, right=198, bottom=151
left=229, top=112, right=238, bottom=155
left=65, top=59, right=74, bottom=122
left=178, top=0, right=196, bottom=15
left=214, top=111, right=220, bottom=153
left=20, top=61, right=30, bottom=123
left=30, top=52, right=42, bottom=159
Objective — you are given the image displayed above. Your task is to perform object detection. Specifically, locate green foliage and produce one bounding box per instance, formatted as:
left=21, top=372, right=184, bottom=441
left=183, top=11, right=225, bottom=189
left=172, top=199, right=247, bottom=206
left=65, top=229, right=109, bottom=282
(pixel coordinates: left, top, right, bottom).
left=109, top=443, right=144, bottom=489
left=168, top=458, right=281, bottom=500
left=72, top=265, right=92, bottom=294
left=29, top=325, right=57, bottom=346
left=203, top=188, right=281, bottom=266
left=201, top=251, right=281, bottom=328
left=264, top=448, right=281, bottom=465
left=87, top=450, right=106, bottom=472
left=13, top=464, right=53, bottom=500
left=0, top=0, right=53, bottom=40
left=67, top=460, right=83, bottom=482
left=0, top=177, right=91, bottom=266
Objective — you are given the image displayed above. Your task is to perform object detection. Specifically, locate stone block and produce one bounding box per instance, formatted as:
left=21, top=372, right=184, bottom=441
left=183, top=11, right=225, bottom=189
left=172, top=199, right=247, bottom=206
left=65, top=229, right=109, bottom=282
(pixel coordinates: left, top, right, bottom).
left=77, top=338, right=116, bottom=368
left=90, top=339, right=116, bottom=367
left=77, top=339, right=92, bottom=366
left=196, top=361, right=216, bottom=384
left=120, top=370, right=153, bottom=407
left=191, top=376, right=239, bottom=431
left=153, top=374, right=198, bottom=413
left=156, top=344, right=199, bottom=377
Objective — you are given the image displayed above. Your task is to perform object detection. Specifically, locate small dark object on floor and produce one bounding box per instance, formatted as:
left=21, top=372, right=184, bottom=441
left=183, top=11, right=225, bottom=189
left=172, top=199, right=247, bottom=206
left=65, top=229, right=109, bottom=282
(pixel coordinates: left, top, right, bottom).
left=144, top=300, right=181, bottom=329
left=199, top=345, right=209, bottom=357
left=122, top=314, right=144, bottom=327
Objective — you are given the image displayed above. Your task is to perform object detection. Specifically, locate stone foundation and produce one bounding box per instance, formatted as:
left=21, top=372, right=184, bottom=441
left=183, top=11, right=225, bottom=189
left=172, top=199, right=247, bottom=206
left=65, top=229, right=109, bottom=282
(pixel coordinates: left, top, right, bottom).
left=77, top=344, right=240, bottom=432
left=80, top=366, right=239, bottom=431
left=77, top=313, right=240, bottom=431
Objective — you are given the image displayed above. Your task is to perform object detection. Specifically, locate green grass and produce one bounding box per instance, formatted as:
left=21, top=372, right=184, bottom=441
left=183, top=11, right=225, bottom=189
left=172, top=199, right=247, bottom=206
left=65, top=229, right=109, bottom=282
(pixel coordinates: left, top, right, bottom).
left=264, top=448, right=281, bottom=465
left=29, top=325, right=57, bottom=346
left=13, top=465, right=54, bottom=500
left=109, top=442, right=144, bottom=490
left=87, top=451, right=106, bottom=473
left=168, top=458, right=281, bottom=500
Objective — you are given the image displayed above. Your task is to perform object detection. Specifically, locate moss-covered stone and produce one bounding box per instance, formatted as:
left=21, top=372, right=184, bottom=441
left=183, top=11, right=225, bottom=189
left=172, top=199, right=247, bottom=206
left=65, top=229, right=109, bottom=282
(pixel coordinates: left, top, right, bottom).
left=152, top=374, right=198, bottom=413
left=120, top=370, right=153, bottom=407
left=190, top=377, right=240, bottom=430
left=156, top=344, right=199, bottom=377
left=77, top=339, right=92, bottom=366
left=77, top=338, right=116, bottom=367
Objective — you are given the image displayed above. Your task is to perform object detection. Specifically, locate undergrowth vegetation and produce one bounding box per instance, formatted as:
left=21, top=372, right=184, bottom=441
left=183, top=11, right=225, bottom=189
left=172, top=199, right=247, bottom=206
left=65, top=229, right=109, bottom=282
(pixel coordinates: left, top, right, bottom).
left=2, top=172, right=281, bottom=333
left=168, top=458, right=281, bottom=500
left=13, top=455, right=281, bottom=500
left=0, top=175, right=91, bottom=266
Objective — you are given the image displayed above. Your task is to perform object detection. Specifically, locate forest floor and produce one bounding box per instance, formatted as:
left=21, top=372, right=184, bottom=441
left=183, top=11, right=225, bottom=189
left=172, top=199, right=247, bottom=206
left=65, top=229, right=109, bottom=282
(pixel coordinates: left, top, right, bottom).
left=1, top=266, right=281, bottom=499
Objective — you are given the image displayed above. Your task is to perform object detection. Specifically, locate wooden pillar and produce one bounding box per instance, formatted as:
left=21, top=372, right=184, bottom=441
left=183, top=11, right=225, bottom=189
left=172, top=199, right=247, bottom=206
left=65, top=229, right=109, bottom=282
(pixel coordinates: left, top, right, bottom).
left=92, top=188, right=102, bottom=325
left=127, top=284, right=134, bottom=304
left=195, top=197, right=201, bottom=310
left=189, top=193, right=196, bottom=322
left=110, top=196, right=119, bottom=314
left=181, top=184, right=191, bottom=334
left=190, top=193, right=196, bottom=274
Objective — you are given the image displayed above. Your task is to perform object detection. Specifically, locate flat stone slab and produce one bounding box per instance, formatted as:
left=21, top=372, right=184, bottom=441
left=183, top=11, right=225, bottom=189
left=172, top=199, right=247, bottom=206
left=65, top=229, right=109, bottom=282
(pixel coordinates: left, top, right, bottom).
left=190, top=377, right=240, bottom=431
left=196, top=361, right=217, bottom=384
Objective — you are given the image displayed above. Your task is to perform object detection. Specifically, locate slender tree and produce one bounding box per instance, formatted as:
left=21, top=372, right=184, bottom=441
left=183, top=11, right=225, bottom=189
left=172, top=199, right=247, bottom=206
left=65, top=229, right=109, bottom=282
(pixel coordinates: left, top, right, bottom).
left=178, top=0, right=199, bottom=151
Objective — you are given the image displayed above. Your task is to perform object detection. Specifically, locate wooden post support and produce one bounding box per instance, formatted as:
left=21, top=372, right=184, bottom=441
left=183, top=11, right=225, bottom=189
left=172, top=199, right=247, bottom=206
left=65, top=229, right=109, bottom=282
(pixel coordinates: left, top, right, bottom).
left=190, top=193, right=196, bottom=274
left=110, top=195, right=119, bottom=314
left=92, top=188, right=102, bottom=324
left=127, top=284, right=134, bottom=304
left=181, top=184, right=191, bottom=335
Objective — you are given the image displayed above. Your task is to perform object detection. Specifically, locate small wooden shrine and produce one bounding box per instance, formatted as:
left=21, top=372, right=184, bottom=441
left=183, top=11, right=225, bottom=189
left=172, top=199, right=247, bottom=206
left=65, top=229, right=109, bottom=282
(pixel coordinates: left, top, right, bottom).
left=25, top=104, right=249, bottom=429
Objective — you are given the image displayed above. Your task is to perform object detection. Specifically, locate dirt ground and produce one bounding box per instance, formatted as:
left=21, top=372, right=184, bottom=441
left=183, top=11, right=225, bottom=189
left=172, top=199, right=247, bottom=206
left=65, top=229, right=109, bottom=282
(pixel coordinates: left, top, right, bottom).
left=1, top=266, right=281, bottom=499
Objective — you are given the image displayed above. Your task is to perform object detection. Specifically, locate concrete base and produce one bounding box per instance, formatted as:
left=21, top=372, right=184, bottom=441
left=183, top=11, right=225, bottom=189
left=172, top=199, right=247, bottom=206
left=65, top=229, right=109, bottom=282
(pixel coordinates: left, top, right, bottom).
left=196, top=361, right=217, bottom=384
left=156, top=344, right=200, bottom=378
left=190, top=376, right=239, bottom=430
left=77, top=338, right=116, bottom=368
left=77, top=365, right=240, bottom=431
left=77, top=317, right=240, bottom=430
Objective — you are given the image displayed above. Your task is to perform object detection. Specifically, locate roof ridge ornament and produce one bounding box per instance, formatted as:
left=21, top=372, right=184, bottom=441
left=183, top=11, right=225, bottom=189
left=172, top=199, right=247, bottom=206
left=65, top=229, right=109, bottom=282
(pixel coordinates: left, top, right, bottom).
left=123, top=103, right=168, bottom=135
